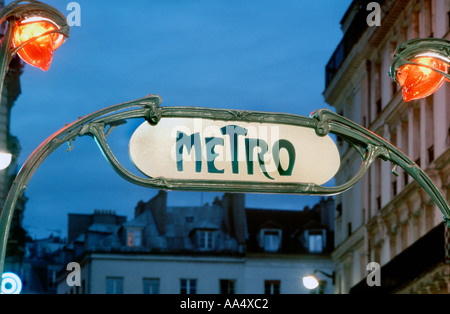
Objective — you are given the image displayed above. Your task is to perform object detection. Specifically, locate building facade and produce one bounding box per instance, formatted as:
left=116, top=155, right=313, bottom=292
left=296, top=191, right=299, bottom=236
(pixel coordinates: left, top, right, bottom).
left=0, top=0, right=28, bottom=275
left=324, top=0, right=449, bottom=293
left=21, top=234, right=66, bottom=294
left=56, top=192, right=335, bottom=294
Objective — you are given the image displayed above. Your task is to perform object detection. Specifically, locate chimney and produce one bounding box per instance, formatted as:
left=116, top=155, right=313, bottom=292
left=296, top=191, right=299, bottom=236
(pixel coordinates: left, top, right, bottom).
left=135, top=190, right=167, bottom=235
left=222, top=193, right=247, bottom=245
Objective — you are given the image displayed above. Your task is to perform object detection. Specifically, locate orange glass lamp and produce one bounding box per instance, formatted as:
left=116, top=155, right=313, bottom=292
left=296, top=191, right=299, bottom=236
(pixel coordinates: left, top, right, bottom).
left=389, top=38, right=450, bottom=102
left=12, top=16, right=66, bottom=71
left=0, top=0, right=69, bottom=288
left=0, top=0, right=69, bottom=95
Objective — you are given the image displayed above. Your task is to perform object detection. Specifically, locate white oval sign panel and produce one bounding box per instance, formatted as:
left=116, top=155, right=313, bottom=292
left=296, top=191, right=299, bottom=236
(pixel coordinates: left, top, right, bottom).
left=129, top=118, right=340, bottom=186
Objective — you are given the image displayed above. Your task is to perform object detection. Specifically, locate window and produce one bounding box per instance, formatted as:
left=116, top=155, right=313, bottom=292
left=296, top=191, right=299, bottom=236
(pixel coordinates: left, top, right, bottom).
left=376, top=98, right=382, bottom=114
left=264, top=280, right=280, bottom=294
left=448, top=10, right=450, bottom=29
left=127, top=230, right=142, bottom=247
left=143, top=278, right=160, bottom=294
left=412, top=9, right=420, bottom=37
left=309, top=234, right=323, bottom=253
left=392, top=179, right=397, bottom=197
left=424, top=0, right=433, bottom=37
left=392, top=81, right=398, bottom=96
left=376, top=196, right=382, bottom=211
left=425, top=97, right=434, bottom=164
left=428, top=145, right=434, bottom=164
left=403, top=171, right=409, bottom=186
left=336, top=203, right=342, bottom=216
left=220, top=279, right=236, bottom=294
left=197, top=230, right=214, bottom=250
left=48, top=269, right=56, bottom=289
left=261, top=229, right=281, bottom=252
left=106, top=277, right=123, bottom=294
left=180, top=279, right=197, bottom=294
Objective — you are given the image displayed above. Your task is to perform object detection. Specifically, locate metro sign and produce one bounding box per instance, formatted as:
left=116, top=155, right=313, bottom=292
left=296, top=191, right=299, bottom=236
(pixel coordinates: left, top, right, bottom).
left=129, top=112, right=340, bottom=189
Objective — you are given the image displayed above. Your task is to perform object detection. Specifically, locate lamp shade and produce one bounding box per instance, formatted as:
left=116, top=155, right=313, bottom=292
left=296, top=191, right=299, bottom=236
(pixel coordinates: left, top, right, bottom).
left=12, top=17, right=66, bottom=71
left=389, top=38, right=450, bottom=102
left=396, top=56, right=448, bottom=102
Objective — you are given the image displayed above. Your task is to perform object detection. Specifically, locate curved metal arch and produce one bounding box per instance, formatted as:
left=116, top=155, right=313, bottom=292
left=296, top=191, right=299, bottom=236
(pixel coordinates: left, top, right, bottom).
left=1, top=95, right=449, bottom=278
left=312, top=109, right=450, bottom=225
left=0, top=94, right=161, bottom=276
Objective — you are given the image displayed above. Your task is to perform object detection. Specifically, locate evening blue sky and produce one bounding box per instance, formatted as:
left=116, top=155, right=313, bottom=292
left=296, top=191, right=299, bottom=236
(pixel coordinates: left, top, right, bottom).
left=9, top=0, right=352, bottom=239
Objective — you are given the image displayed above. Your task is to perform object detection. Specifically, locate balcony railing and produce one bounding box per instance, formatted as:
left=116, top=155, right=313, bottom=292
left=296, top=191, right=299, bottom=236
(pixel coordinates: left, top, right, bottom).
left=325, top=0, right=386, bottom=88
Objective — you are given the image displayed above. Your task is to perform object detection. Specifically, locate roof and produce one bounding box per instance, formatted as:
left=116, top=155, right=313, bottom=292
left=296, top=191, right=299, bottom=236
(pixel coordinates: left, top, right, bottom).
left=245, top=208, right=323, bottom=254
left=87, top=223, right=120, bottom=234
left=63, top=194, right=334, bottom=257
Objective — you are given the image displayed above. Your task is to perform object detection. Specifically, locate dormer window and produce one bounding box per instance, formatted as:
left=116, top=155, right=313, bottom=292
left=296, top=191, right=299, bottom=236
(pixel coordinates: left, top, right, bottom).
left=197, top=229, right=215, bottom=250
left=261, top=229, right=282, bottom=252
left=304, top=229, right=326, bottom=253
left=308, top=234, right=323, bottom=253
left=127, top=229, right=142, bottom=247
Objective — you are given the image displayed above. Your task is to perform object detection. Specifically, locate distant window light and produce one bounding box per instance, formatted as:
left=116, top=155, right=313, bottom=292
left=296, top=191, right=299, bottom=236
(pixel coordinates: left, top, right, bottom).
left=127, top=230, right=142, bottom=247
left=261, top=229, right=282, bottom=252
left=127, top=232, right=133, bottom=247
left=143, top=278, right=160, bottom=294
left=180, top=279, right=197, bottom=294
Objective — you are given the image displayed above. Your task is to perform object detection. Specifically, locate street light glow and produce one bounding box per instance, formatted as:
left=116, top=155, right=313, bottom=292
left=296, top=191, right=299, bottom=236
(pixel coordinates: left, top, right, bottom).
left=0, top=153, right=12, bottom=170
left=395, top=56, right=448, bottom=102
left=389, top=38, right=450, bottom=102
left=12, top=18, right=65, bottom=71
left=302, top=275, right=319, bottom=290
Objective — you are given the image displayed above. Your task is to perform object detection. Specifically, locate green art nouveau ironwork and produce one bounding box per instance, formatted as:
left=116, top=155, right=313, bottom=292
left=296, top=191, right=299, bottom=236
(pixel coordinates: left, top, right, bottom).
left=0, top=0, right=69, bottom=97
left=1, top=95, right=449, bottom=278
left=0, top=1, right=449, bottom=287
left=389, top=38, right=450, bottom=82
